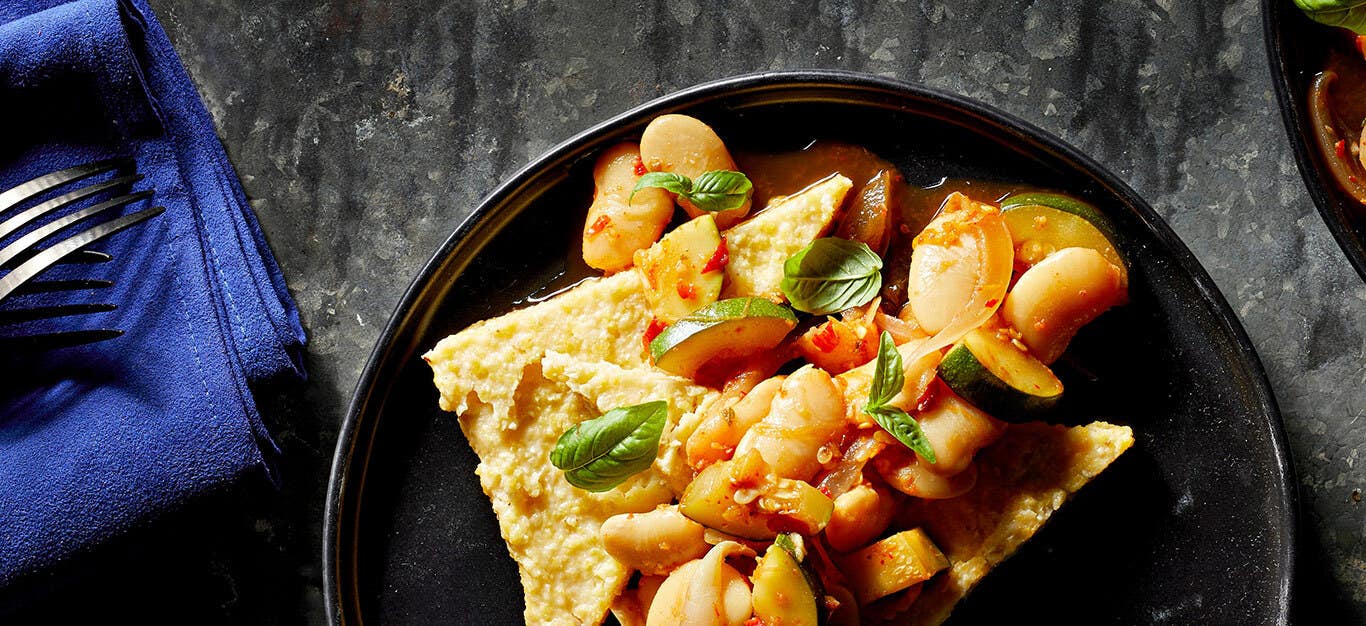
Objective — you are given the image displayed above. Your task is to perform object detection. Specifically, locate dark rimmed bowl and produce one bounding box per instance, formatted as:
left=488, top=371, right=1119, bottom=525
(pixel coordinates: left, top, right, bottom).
left=324, top=71, right=1296, bottom=625
left=1265, top=0, right=1366, bottom=282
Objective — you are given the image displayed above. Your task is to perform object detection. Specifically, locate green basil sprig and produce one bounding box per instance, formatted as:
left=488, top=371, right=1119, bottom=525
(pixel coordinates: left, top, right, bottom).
left=631, top=170, right=752, bottom=213
left=780, top=238, right=883, bottom=315
left=863, top=332, right=937, bottom=463
left=550, top=400, right=668, bottom=492
left=1294, top=0, right=1366, bottom=34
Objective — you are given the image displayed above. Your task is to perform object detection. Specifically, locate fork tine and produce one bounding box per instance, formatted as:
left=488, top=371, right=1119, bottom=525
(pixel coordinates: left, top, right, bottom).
left=0, top=174, right=143, bottom=242
left=0, top=303, right=116, bottom=325
left=12, top=279, right=114, bottom=295
left=1, top=249, right=110, bottom=270
left=0, top=158, right=129, bottom=215
left=0, top=206, right=163, bottom=302
left=0, top=190, right=153, bottom=269
left=0, top=328, right=123, bottom=351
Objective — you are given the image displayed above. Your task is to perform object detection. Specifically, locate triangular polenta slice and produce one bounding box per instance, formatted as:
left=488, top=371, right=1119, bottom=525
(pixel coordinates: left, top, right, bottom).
left=896, top=421, right=1135, bottom=626
left=425, top=173, right=850, bottom=426
left=422, top=176, right=849, bottom=625
left=455, top=367, right=678, bottom=625
left=542, top=352, right=716, bottom=496
left=722, top=174, right=853, bottom=299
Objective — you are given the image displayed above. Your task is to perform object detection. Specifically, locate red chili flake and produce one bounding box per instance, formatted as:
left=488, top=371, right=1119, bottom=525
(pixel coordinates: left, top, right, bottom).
left=642, top=317, right=667, bottom=352
left=817, top=484, right=833, bottom=498
left=985, top=298, right=999, bottom=308
left=1352, top=176, right=1360, bottom=184
left=744, top=618, right=763, bottom=626
left=676, top=281, right=696, bottom=299
left=811, top=323, right=840, bottom=352
left=1337, top=139, right=1348, bottom=159
left=701, top=236, right=729, bottom=273
left=586, top=214, right=611, bottom=236
left=633, top=157, right=648, bottom=176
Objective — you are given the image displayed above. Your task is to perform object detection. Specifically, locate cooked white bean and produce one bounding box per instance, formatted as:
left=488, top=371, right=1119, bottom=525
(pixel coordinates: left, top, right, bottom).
left=915, top=388, right=1006, bottom=476
left=639, top=114, right=751, bottom=228
left=905, top=193, right=1013, bottom=334
left=601, top=505, right=710, bottom=575
left=582, top=142, right=674, bottom=272
left=1000, top=246, right=1125, bottom=363
left=825, top=482, right=895, bottom=553
left=874, top=446, right=978, bottom=500
left=646, top=541, right=754, bottom=626
left=611, top=575, right=666, bottom=626
left=685, top=376, right=785, bottom=469
left=734, top=366, right=847, bottom=482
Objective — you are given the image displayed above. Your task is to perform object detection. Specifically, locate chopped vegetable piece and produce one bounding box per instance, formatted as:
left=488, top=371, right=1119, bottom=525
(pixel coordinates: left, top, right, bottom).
left=938, top=327, right=1063, bottom=420
left=795, top=316, right=877, bottom=375
left=752, top=534, right=823, bottom=626
left=650, top=297, right=797, bottom=378
left=678, top=453, right=834, bottom=540
left=836, top=169, right=897, bottom=255
left=836, top=528, right=949, bottom=605
left=999, top=192, right=1128, bottom=288
left=635, top=214, right=725, bottom=323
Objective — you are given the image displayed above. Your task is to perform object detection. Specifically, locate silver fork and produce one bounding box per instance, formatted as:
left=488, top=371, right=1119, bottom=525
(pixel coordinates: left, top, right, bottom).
left=0, top=159, right=164, bottom=351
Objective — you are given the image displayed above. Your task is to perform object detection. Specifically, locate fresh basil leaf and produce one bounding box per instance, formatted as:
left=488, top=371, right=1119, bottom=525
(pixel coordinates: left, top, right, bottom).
left=780, top=238, right=883, bottom=315
left=1295, top=0, right=1366, bottom=34
left=869, top=406, right=937, bottom=464
left=550, top=400, right=668, bottom=492
left=631, top=170, right=753, bottom=213
left=632, top=172, right=692, bottom=203
left=687, top=170, right=752, bottom=212
left=865, top=331, right=904, bottom=409
left=862, top=331, right=935, bottom=463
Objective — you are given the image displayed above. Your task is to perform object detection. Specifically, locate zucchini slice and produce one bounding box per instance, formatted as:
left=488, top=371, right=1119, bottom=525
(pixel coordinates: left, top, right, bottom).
left=753, top=534, right=824, bottom=626
left=649, top=297, right=797, bottom=378
left=937, top=327, right=1063, bottom=420
left=635, top=214, right=725, bottom=323
left=678, top=456, right=833, bottom=540
left=836, top=528, right=949, bottom=605
left=1000, top=192, right=1127, bottom=286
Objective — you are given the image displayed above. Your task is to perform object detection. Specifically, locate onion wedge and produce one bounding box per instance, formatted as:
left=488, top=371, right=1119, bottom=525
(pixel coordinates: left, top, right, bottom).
left=816, top=433, right=887, bottom=500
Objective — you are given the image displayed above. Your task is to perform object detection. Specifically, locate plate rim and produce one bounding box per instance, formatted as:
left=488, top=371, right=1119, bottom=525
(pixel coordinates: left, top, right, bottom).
left=1263, top=0, right=1366, bottom=282
left=322, top=69, right=1298, bottom=625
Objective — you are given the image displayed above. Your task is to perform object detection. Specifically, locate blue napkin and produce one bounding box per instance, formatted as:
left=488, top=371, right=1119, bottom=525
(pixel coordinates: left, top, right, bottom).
left=0, top=0, right=305, bottom=584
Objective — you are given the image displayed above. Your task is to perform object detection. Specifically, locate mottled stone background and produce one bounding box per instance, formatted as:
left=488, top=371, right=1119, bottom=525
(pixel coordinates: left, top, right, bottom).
left=13, top=0, right=1361, bottom=622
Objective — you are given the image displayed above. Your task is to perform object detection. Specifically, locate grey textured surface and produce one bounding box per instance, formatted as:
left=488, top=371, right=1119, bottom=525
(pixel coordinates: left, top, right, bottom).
left=139, top=0, right=1364, bottom=621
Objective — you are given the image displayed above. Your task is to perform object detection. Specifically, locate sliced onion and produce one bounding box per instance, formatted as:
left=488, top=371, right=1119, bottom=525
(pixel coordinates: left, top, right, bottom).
left=874, top=311, right=924, bottom=344
left=1309, top=71, right=1366, bottom=204
left=816, top=433, right=886, bottom=499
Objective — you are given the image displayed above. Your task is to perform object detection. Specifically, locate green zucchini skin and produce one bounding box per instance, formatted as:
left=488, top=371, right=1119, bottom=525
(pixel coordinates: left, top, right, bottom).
left=1000, top=192, right=1117, bottom=236
left=1000, top=192, right=1126, bottom=254
left=938, top=331, right=1063, bottom=421
left=648, top=297, right=797, bottom=375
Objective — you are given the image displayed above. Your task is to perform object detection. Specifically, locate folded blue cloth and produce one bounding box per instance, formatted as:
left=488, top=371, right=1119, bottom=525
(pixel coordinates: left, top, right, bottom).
left=0, top=0, right=305, bottom=584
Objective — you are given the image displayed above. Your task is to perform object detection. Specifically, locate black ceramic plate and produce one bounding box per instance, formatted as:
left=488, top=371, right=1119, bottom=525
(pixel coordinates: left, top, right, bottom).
left=1266, top=0, right=1366, bottom=281
left=324, top=71, right=1296, bottom=625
